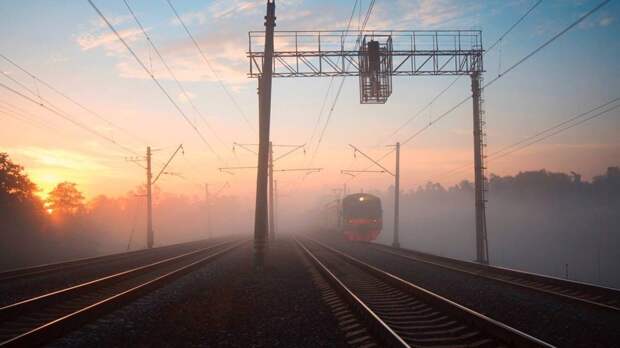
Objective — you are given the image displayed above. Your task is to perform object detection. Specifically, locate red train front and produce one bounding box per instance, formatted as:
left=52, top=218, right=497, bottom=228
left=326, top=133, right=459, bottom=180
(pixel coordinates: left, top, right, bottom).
left=342, top=193, right=382, bottom=241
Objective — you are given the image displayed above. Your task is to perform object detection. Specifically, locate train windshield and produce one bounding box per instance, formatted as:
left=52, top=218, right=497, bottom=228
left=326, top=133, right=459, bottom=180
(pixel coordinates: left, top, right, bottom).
left=343, top=200, right=382, bottom=219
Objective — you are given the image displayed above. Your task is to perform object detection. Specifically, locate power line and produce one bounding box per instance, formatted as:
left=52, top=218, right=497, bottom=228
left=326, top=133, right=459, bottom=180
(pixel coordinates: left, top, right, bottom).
left=87, top=0, right=223, bottom=162
left=486, top=0, right=543, bottom=52
left=122, top=0, right=227, bottom=149
left=0, top=53, right=148, bottom=145
left=399, top=0, right=611, bottom=147
left=434, top=97, right=620, bottom=180
left=311, top=0, right=376, bottom=163
left=378, top=76, right=461, bottom=146
left=0, top=102, right=64, bottom=132
left=385, top=0, right=544, bottom=146
left=0, top=81, right=140, bottom=155
left=306, top=0, right=359, bottom=150
left=165, top=0, right=255, bottom=133
left=483, top=0, right=610, bottom=90
left=346, top=147, right=396, bottom=184
left=490, top=103, right=620, bottom=161
left=0, top=108, right=64, bottom=134
left=490, top=97, right=620, bottom=159
left=306, top=75, right=336, bottom=151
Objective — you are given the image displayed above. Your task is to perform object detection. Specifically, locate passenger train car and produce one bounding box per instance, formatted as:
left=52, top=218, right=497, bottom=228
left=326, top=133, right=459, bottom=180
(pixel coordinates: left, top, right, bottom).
left=321, top=192, right=383, bottom=241
left=340, top=193, right=383, bottom=241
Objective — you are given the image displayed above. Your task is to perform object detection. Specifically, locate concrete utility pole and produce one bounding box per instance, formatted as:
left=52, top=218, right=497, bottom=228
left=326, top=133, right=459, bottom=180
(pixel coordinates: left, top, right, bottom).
left=393, top=142, right=400, bottom=248
left=205, top=183, right=211, bottom=239
left=146, top=146, right=153, bottom=249
left=268, top=142, right=275, bottom=241
left=471, top=72, right=489, bottom=264
left=274, top=179, right=278, bottom=237
left=254, top=0, right=276, bottom=268
left=145, top=144, right=184, bottom=250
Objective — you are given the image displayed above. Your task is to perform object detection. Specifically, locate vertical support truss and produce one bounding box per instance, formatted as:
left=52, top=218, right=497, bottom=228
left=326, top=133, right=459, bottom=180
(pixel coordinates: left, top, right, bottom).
left=359, top=35, right=393, bottom=104
left=471, top=72, right=489, bottom=264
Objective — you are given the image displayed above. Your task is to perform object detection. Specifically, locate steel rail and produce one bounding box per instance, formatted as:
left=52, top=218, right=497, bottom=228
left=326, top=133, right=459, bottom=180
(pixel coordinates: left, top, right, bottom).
left=0, top=239, right=216, bottom=282
left=295, top=237, right=408, bottom=347
left=0, top=239, right=247, bottom=347
left=367, top=242, right=620, bottom=312
left=301, top=237, right=553, bottom=348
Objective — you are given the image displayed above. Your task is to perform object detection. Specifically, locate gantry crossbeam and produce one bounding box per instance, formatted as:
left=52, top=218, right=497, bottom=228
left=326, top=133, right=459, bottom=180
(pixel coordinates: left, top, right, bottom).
left=247, top=30, right=483, bottom=78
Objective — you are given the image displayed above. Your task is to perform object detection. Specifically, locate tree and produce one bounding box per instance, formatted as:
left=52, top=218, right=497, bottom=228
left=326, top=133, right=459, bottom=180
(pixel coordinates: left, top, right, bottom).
left=0, top=152, right=37, bottom=206
left=47, top=182, right=85, bottom=215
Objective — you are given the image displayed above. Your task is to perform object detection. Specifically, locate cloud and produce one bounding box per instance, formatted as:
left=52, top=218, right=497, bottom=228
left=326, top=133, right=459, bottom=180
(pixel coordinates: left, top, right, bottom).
left=76, top=27, right=145, bottom=52
left=394, top=0, right=474, bottom=27
left=170, top=0, right=263, bottom=26
left=210, top=0, right=262, bottom=19
left=599, top=15, right=614, bottom=27
left=76, top=0, right=478, bottom=88
left=10, top=146, right=107, bottom=171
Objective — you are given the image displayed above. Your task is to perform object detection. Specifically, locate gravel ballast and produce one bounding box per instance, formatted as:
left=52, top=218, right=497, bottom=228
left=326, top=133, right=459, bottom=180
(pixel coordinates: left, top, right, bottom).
left=49, top=237, right=350, bottom=347
left=0, top=239, right=225, bottom=307
left=325, top=237, right=620, bottom=347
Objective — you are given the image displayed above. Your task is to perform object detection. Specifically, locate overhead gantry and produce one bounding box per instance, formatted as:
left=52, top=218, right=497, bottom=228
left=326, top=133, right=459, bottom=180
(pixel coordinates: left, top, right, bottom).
left=250, top=1, right=489, bottom=266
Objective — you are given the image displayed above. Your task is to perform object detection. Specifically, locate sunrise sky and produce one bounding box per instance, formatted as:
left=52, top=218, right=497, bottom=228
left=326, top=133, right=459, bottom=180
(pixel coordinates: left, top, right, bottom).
left=0, top=0, right=618, bottom=200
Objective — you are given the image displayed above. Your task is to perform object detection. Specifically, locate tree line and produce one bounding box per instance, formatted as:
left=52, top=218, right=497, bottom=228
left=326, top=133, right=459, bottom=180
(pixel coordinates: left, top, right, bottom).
left=0, top=152, right=250, bottom=270
left=375, top=166, right=620, bottom=287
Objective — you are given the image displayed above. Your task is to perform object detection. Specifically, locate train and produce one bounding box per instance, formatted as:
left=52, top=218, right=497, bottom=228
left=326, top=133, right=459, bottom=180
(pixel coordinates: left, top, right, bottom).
left=324, top=193, right=383, bottom=242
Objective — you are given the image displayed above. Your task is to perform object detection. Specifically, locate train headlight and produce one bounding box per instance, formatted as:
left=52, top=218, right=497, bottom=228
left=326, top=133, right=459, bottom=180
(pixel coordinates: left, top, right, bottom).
left=359, top=196, right=365, bottom=202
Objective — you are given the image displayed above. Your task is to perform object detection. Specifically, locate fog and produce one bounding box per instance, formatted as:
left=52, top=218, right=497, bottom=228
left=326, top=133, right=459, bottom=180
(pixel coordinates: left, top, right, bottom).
left=2, top=149, right=618, bottom=289
left=358, top=168, right=620, bottom=288
left=86, top=189, right=254, bottom=252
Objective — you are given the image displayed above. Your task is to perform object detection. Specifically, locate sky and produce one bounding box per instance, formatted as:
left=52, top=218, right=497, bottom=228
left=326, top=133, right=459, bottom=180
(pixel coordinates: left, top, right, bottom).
left=0, top=0, right=618, bottom=200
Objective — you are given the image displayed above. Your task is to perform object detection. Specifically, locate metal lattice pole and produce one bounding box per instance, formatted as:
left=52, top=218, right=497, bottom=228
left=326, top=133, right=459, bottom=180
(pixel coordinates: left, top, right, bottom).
left=205, top=183, right=211, bottom=239
left=393, top=142, right=400, bottom=248
left=146, top=146, right=153, bottom=249
left=268, top=141, right=275, bottom=241
left=471, top=72, right=489, bottom=264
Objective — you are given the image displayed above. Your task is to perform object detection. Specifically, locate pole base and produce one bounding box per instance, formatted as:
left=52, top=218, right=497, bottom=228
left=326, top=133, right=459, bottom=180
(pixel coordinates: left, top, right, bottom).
left=392, top=242, right=400, bottom=249
left=254, top=240, right=266, bottom=271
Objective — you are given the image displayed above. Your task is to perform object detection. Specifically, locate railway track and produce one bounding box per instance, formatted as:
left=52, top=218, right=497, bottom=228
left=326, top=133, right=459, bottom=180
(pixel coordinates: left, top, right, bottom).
left=366, top=242, right=620, bottom=312
left=297, top=236, right=553, bottom=348
left=0, top=238, right=247, bottom=347
left=0, top=239, right=217, bottom=283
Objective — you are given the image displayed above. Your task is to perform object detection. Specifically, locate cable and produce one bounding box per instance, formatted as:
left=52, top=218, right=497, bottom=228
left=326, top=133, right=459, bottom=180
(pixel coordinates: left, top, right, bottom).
left=122, top=0, right=227, bottom=149
left=0, top=109, right=63, bottom=134
left=346, top=147, right=395, bottom=185
left=385, top=0, right=544, bottom=145
left=0, top=81, right=139, bottom=155
left=306, top=76, right=336, bottom=151
left=434, top=97, right=620, bottom=180
left=491, top=97, right=620, bottom=159
left=484, top=0, right=610, bottom=90
left=0, top=53, right=148, bottom=145
left=400, top=0, right=611, bottom=146
left=486, top=0, right=543, bottom=53
left=379, top=75, right=462, bottom=146
left=165, top=0, right=255, bottom=133
left=401, top=96, right=471, bottom=145
left=491, top=103, right=620, bottom=161
left=311, top=0, right=376, bottom=163
left=87, top=0, right=222, bottom=162
left=306, top=0, right=359, bottom=150
left=0, top=102, right=65, bottom=133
